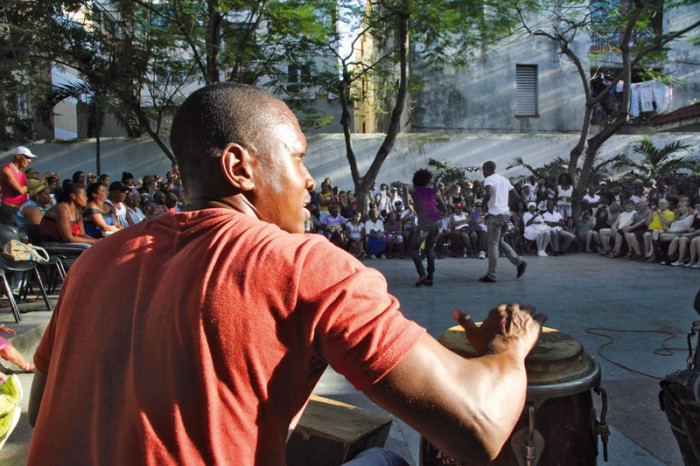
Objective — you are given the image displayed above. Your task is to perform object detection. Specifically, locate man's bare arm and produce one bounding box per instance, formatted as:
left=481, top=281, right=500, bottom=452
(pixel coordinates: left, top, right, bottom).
left=363, top=305, right=543, bottom=464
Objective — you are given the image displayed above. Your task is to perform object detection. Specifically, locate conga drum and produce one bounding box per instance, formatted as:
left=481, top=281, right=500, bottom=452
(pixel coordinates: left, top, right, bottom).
left=421, top=326, right=605, bottom=466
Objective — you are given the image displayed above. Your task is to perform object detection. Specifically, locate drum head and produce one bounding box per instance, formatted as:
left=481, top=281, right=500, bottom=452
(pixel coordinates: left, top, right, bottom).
left=439, top=326, right=594, bottom=385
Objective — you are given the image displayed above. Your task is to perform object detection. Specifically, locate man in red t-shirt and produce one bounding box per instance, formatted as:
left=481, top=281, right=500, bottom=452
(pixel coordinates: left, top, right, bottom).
left=0, top=146, right=36, bottom=225
left=28, top=84, right=544, bottom=465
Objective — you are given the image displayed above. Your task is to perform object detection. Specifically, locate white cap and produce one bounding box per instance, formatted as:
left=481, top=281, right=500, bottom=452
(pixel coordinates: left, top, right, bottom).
left=14, top=146, right=37, bottom=158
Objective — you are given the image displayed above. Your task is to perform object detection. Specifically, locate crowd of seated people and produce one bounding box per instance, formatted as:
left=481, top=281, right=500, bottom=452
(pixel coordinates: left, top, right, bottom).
left=304, top=174, right=700, bottom=270
left=3, top=162, right=186, bottom=250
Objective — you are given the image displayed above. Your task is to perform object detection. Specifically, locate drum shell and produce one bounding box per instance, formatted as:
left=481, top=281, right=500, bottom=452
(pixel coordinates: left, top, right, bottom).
left=420, top=327, right=601, bottom=466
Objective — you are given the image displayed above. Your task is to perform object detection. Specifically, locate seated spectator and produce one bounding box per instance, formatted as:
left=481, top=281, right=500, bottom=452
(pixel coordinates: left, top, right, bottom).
left=542, top=200, right=576, bottom=255
left=147, top=190, right=168, bottom=217
left=623, top=199, right=652, bottom=259
left=364, top=208, right=387, bottom=258
left=317, top=182, right=334, bottom=221
left=384, top=211, right=404, bottom=258
left=577, top=209, right=596, bottom=252
left=105, top=182, right=132, bottom=227
left=38, top=182, right=97, bottom=246
left=121, top=172, right=136, bottom=191
left=83, top=183, right=123, bottom=238
left=657, top=204, right=695, bottom=265
left=470, top=203, right=488, bottom=259
left=0, top=324, right=33, bottom=372
left=684, top=235, right=700, bottom=269
left=338, top=191, right=355, bottom=219
left=16, top=179, right=52, bottom=239
left=124, top=191, right=146, bottom=225
left=71, top=171, right=85, bottom=186
left=523, top=202, right=551, bottom=257
left=446, top=204, right=473, bottom=258
left=345, top=211, right=366, bottom=259
left=675, top=203, right=700, bottom=267
left=597, top=201, right=620, bottom=254
left=321, top=204, right=347, bottom=249
left=604, top=200, right=636, bottom=257
left=398, top=201, right=416, bottom=251
left=643, top=199, right=675, bottom=261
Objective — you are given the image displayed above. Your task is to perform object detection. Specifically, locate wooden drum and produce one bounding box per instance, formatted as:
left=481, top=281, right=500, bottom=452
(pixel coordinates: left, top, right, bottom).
left=421, top=326, right=603, bottom=466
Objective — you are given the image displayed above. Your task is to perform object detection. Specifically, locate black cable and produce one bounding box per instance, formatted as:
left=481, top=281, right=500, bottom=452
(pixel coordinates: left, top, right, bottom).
left=585, top=327, right=691, bottom=381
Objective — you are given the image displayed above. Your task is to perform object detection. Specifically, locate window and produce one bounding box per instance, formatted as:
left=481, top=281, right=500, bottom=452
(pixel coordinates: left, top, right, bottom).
left=516, top=65, right=538, bottom=117
left=287, top=64, right=311, bottom=93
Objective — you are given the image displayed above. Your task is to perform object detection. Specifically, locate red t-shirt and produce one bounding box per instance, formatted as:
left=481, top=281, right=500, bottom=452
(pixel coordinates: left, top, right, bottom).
left=0, top=163, right=27, bottom=206
left=29, top=209, right=424, bottom=465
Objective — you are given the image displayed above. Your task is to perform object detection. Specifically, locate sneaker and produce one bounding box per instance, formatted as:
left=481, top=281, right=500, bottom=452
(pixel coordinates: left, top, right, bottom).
left=424, top=277, right=434, bottom=286
left=670, top=261, right=684, bottom=267
left=692, top=264, right=700, bottom=269
left=415, top=275, right=428, bottom=287
left=478, top=251, right=486, bottom=259
left=478, top=275, right=496, bottom=283
left=517, top=261, right=527, bottom=278
left=537, top=250, right=548, bottom=257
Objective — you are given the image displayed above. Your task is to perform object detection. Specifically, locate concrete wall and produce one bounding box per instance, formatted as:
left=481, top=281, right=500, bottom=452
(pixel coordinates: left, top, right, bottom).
left=410, top=4, right=700, bottom=134
left=5, top=132, right=698, bottom=191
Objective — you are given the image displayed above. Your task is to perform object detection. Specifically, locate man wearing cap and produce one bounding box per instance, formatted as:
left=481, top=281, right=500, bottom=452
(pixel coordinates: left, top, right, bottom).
left=480, top=161, right=527, bottom=282
left=105, top=181, right=132, bottom=227
left=0, top=146, right=36, bottom=226
left=16, top=178, right=52, bottom=238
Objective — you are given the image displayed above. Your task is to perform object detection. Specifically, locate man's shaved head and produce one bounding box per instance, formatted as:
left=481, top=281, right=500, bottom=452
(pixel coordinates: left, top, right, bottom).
left=170, top=83, right=282, bottom=190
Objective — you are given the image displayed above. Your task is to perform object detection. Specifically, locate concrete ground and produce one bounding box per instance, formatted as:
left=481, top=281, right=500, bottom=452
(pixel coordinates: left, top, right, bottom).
left=1, top=251, right=698, bottom=465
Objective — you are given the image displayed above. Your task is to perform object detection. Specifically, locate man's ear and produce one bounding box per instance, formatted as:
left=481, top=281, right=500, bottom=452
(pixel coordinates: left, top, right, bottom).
left=220, top=143, right=255, bottom=191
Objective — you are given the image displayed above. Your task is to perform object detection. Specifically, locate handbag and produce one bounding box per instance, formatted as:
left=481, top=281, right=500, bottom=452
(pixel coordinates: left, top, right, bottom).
left=2, top=239, right=50, bottom=263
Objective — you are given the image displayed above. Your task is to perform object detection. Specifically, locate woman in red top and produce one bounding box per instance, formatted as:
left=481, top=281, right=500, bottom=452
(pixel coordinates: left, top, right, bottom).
left=38, top=183, right=98, bottom=245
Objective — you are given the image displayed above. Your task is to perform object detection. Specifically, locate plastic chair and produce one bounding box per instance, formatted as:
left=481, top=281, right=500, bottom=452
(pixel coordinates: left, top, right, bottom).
left=0, top=225, right=52, bottom=313
left=25, top=224, right=69, bottom=293
left=0, top=269, right=22, bottom=322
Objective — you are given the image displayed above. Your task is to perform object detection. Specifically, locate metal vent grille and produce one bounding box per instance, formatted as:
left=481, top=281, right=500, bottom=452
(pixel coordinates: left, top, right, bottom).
left=516, top=65, right=538, bottom=117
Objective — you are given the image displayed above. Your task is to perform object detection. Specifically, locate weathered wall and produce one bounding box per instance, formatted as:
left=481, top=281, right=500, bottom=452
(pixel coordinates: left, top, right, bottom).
left=410, top=5, right=700, bottom=134
left=6, top=132, right=698, bottom=191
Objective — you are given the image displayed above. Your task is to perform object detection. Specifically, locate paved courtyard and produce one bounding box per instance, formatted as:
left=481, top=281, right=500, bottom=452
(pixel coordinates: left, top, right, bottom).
left=1, top=252, right=698, bottom=465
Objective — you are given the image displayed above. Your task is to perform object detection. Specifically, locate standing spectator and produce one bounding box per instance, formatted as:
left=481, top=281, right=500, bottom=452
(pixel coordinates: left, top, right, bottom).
left=86, top=173, right=97, bottom=185
left=99, top=174, right=111, bottom=187
left=405, top=169, right=446, bottom=286
left=0, top=146, right=36, bottom=226
left=556, top=173, right=574, bottom=219
left=375, top=183, right=392, bottom=218
left=480, top=161, right=526, bottom=282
